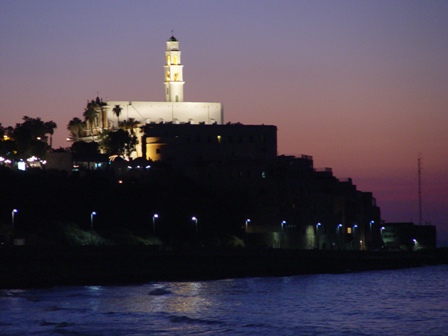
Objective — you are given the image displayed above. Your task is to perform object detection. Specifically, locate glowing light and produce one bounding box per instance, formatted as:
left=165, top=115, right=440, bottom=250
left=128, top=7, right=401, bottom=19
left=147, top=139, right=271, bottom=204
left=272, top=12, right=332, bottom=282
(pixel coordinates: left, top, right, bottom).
left=245, top=219, right=251, bottom=231
left=152, top=214, right=159, bottom=235
left=18, top=161, right=26, bottom=171
left=27, top=156, right=39, bottom=162
left=90, top=211, right=96, bottom=244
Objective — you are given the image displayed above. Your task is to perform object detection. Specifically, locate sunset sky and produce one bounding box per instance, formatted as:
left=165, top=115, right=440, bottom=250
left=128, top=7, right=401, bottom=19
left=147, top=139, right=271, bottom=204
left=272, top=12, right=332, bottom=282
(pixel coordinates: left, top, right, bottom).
left=1, top=1, right=447, bottom=242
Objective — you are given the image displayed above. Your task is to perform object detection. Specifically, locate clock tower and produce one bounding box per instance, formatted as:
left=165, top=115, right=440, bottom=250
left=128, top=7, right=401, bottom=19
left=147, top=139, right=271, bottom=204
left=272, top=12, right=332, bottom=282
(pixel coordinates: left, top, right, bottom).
left=164, top=35, right=184, bottom=102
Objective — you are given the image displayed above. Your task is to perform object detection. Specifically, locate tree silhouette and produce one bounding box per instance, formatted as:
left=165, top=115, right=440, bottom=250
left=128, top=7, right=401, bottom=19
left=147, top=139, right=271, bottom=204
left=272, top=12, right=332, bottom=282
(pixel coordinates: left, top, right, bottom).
left=67, top=117, right=85, bottom=142
left=102, top=129, right=136, bottom=158
left=120, top=118, right=139, bottom=135
left=70, top=141, right=100, bottom=156
left=44, top=121, right=57, bottom=148
left=83, top=101, right=99, bottom=140
left=12, top=116, right=57, bottom=158
left=112, top=105, right=123, bottom=129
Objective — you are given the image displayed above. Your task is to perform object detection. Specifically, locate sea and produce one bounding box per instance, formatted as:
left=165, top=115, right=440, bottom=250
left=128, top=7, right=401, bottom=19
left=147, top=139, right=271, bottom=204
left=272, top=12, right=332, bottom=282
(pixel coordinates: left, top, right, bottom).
left=1, top=265, right=447, bottom=336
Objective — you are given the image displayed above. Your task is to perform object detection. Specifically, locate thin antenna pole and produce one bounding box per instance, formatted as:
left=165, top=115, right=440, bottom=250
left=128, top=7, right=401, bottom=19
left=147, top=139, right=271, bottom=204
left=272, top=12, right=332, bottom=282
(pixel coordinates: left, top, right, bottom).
left=418, top=154, right=423, bottom=226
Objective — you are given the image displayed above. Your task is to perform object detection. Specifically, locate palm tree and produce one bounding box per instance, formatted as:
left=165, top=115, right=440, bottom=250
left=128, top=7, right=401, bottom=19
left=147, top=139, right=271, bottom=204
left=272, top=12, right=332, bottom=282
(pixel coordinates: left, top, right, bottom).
left=112, top=105, right=123, bottom=129
left=120, top=118, right=139, bottom=135
left=44, top=120, right=57, bottom=148
left=67, top=117, right=85, bottom=142
left=83, top=101, right=99, bottom=140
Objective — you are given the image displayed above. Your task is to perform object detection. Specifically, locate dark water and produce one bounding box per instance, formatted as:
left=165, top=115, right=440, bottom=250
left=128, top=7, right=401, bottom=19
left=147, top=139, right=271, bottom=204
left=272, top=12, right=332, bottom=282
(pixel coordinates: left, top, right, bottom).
left=1, top=265, right=447, bottom=335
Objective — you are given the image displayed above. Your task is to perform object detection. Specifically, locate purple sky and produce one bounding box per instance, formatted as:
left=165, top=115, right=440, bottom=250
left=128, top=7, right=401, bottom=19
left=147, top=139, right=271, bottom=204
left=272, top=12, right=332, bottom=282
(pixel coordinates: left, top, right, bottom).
left=1, top=1, right=447, bottom=241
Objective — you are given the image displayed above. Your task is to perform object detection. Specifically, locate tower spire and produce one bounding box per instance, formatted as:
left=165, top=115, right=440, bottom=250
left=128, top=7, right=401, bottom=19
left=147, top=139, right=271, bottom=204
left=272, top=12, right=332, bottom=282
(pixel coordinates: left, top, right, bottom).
left=164, top=35, right=184, bottom=102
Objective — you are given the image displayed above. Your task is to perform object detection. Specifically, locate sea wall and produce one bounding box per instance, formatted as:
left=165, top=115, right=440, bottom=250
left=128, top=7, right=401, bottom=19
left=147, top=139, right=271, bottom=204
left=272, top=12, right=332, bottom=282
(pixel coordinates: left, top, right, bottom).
left=1, top=247, right=447, bottom=289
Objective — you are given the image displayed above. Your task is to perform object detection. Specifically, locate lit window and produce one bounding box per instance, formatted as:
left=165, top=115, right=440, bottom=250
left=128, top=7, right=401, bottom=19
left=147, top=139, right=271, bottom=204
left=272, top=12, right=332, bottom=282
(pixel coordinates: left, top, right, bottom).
left=217, top=135, right=221, bottom=143
left=347, top=227, right=352, bottom=234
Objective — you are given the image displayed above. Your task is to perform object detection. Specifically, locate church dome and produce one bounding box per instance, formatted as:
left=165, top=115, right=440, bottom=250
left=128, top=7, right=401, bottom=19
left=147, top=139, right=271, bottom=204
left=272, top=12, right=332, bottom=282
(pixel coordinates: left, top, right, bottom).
left=168, top=36, right=177, bottom=41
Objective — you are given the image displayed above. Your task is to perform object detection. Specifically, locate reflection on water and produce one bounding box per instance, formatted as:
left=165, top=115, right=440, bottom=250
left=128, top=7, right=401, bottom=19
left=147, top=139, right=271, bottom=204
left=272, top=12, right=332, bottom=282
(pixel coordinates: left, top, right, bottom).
left=1, top=265, right=447, bottom=335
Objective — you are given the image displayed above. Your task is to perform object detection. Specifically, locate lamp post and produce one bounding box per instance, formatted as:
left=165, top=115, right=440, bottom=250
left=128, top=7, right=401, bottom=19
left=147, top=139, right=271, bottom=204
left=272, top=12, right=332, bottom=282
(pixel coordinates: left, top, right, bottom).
left=11, top=209, right=18, bottom=241
left=369, top=220, right=374, bottom=250
left=192, top=216, right=198, bottom=242
left=90, top=211, right=96, bottom=245
left=245, top=219, right=251, bottom=233
left=152, top=214, right=159, bottom=235
left=315, top=222, right=321, bottom=249
left=281, top=221, right=286, bottom=248
left=412, top=238, right=418, bottom=251
left=337, top=224, right=342, bottom=249
left=380, top=226, right=385, bottom=245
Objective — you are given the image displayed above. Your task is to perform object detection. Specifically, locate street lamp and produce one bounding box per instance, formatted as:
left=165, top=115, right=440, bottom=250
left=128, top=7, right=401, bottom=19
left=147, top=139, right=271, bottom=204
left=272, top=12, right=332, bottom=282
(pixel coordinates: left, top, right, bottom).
left=315, top=222, right=321, bottom=249
left=337, top=224, right=343, bottom=249
left=380, top=226, right=385, bottom=243
left=369, top=220, right=375, bottom=250
left=192, top=216, right=198, bottom=242
left=245, top=219, right=251, bottom=232
left=281, top=221, right=286, bottom=248
left=152, top=214, right=159, bottom=235
left=11, top=209, right=18, bottom=237
left=90, top=211, right=96, bottom=245
left=412, top=238, right=418, bottom=251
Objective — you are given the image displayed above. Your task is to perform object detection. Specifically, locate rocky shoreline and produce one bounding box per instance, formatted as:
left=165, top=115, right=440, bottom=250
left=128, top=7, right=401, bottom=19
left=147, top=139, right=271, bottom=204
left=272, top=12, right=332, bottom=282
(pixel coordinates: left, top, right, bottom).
left=1, top=247, right=447, bottom=289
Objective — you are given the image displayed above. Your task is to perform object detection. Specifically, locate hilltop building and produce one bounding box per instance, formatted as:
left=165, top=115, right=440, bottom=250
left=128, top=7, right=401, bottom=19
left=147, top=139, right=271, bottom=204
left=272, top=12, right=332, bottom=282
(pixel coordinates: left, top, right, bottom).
left=79, top=35, right=223, bottom=157
left=65, top=35, right=390, bottom=250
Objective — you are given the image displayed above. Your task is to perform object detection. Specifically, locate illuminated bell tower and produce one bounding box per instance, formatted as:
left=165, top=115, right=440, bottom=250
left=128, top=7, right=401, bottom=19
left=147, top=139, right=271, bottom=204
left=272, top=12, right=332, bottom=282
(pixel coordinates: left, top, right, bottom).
left=164, top=35, right=184, bottom=102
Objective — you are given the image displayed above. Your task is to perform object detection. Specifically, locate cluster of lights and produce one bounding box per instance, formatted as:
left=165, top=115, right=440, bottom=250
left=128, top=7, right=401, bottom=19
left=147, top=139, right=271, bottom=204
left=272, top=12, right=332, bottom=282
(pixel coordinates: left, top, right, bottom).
left=0, top=156, right=46, bottom=170
left=0, top=157, right=12, bottom=165
left=27, top=156, right=46, bottom=165
left=127, top=165, right=151, bottom=170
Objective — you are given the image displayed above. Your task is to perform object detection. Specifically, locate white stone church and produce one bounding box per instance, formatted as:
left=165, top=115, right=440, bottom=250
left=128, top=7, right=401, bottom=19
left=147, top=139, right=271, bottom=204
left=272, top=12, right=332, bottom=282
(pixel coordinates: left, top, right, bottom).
left=81, top=35, right=223, bottom=158
left=106, top=36, right=223, bottom=127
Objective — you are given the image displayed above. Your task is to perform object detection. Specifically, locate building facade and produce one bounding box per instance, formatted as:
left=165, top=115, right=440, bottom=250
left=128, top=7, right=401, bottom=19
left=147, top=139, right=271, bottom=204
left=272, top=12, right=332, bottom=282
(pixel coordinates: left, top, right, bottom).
left=78, top=35, right=223, bottom=158
left=105, top=36, right=223, bottom=130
